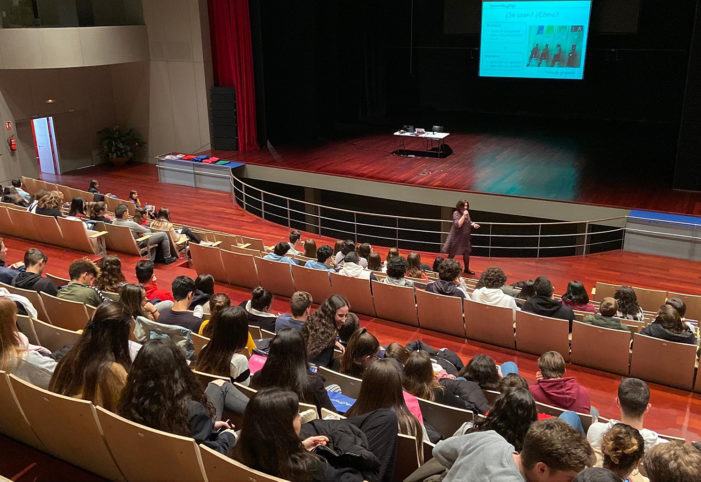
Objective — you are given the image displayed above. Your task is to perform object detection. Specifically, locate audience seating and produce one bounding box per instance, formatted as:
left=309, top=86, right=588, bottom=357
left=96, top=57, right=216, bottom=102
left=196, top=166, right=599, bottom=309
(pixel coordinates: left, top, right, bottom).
left=394, top=433, right=422, bottom=482
left=535, top=401, right=594, bottom=433
left=329, top=273, right=376, bottom=316
left=629, top=333, right=697, bottom=391
left=515, top=311, right=570, bottom=360
left=31, top=318, right=80, bottom=353
left=199, top=443, right=288, bottom=482
left=40, top=292, right=91, bottom=331
left=191, top=332, right=209, bottom=357
left=46, top=273, right=69, bottom=287
left=416, top=397, right=474, bottom=440
left=593, top=281, right=666, bottom=312
left=9, top=375, right=125, bottom=480
left=189, top=243, right=227, bottom=283
left=16, top=314, right=40, bottom=346
left=3, top=284, right=52, bottom=323
left=290, top=264, right=334, bottom=303
left=0, top=371, right=45, bottom=451
left=463, top=299, right=516, bottom=349
left=570, top=322, right=631, bottom=375
left=484, top=389, right=500, bottom=406
left=102, top=223, right=155, bottom=258
left=255, top=258, right=296, bottom=298
left=668, top=291, right=701, bottom=321
left=371, top=281, right=419, bottom=327
left=317, top=366, right=362, bottom=398
left=220, top=250, right=260, bottom=288
left=415, top=289, right=465, bottom=338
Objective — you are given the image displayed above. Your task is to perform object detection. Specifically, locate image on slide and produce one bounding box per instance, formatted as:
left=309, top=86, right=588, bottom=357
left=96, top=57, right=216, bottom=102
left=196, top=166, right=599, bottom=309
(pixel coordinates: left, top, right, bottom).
left=526, top=25, right=584, bottom=68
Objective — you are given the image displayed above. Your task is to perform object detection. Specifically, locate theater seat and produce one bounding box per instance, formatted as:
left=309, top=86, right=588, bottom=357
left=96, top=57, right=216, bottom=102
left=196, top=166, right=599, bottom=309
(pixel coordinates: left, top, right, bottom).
left=255, top=257, right=295, bottom=298
left=371, top=281, right=419, bottom=327
left=0, top=371, right=45, bottom=451
left=415, top=289, right=465, bottom=338
left=40, top=292, right=90, bottom=331
left=629, top=333, right=697, bottom=391
left=317, top=366, right=362, bottom=399
left=221, top=249, right=260, bottom=288
left=464, top=299, right=515, bottom=349
left=515, top=311, right=570, bottom=359
left=189, top=243, right=227, bottom=283
left=290, top=264, right=334, bottom=302
left=199, top=443, right=289, bottom=482
left=329, top=273, right=376, bottom=316
left=30, top=318, right=80, bottom=353
left=570, top=321, right=631, bottom=375
left=417, top=397, right=474, bottom=440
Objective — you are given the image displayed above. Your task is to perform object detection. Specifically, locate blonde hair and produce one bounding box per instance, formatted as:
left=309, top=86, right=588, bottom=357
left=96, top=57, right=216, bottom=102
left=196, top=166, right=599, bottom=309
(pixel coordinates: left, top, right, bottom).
left=37, top=190, right=64, bottom=210
left=0, top=297, right=20, bottom=370
left=601, top=423, right=644, bottom=478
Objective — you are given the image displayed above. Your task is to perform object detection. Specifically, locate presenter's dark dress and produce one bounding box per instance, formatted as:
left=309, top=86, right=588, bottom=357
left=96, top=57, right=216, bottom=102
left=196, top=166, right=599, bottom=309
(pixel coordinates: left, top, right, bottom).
left=442, top=210, right=473, bottom=273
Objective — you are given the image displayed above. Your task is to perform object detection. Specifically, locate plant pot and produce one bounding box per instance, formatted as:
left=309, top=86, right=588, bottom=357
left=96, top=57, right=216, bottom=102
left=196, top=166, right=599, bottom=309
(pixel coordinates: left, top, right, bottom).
left=110, top=156, right=129, bottom=167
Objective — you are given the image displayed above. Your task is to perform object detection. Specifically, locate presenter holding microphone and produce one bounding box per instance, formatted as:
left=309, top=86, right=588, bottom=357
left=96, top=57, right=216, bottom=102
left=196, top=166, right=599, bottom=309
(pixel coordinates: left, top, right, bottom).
left=443, top=200, right=480, bottom=275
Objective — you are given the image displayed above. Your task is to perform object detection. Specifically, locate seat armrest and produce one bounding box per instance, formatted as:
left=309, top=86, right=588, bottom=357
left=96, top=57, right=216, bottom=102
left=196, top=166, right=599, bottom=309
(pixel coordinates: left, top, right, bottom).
left=88, top=230, right=109, bottom=238
left=136, top=234, right=152, bottom=242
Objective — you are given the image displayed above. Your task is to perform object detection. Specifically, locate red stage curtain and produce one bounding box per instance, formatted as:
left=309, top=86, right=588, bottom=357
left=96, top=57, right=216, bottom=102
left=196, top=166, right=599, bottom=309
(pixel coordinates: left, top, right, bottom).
left=209, top=0, right=258, bottom=152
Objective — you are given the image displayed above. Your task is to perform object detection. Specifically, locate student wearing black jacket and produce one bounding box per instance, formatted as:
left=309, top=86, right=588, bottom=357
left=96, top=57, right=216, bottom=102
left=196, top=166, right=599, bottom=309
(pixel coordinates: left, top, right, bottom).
left=641, top=305, right=697, bottom=345
left=522, top=276, right=574, bottom=323
left=11, top=248, right=58, bottom=296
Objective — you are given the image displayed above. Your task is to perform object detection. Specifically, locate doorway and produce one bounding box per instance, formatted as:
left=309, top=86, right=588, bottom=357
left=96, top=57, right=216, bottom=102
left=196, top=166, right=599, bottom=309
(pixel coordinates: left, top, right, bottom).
left=31, top=116, right=60, bottom=175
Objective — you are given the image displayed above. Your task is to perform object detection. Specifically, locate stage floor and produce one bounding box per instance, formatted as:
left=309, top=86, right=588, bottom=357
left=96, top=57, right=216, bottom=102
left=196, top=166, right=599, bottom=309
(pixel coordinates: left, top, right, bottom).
left=214, top=126, right=701, bottom=215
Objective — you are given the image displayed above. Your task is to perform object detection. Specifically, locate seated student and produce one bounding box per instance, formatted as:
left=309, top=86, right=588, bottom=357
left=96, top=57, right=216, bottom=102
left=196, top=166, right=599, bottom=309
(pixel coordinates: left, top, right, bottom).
left=199, top=293, right=256, bottom=354
left=529, top=351, right=591, bottom=413
left=562, top=281, right=596, bottom=313
left=367, top=252, right=382, bottom=272
left=599, top=423, right=645, bottom=482
left=614, top=287, right=645, bottom=321
left=587, top=378, right=667, bottom=452
left=189, top=274, right=214, bottom=311
left=573, top=467, right=623, bottom=482
left=0, top=238, right=21, bottom=284
left=0, top=296, right=56, bottom=389
left=665, top=297, right=692, bottom=326
left=357, top=243, right=372, bottom=266
left=194, top=306, right=251, bottom=385
left=88, top=179, right=100, bottom=194
left=58, top=259, right=107, bottom=307
left=337, top=252, right=371, bottom=280
left=286, top=229, right=302, bottom=255
left=522, top=276, right=574, bottom=323
left=49, top=302, right=132, bottom=411
left=135, top=260, right=173, bottom=303
left=304, top=245, right=335, bottom=271
left=382, top=256, right=414, bottom=287
left=34, top=190, right=64, bottom=218
left=302, top=238, right=317, bottom=258
left=337, top=311, right=359, bottom=347
left=65, top=197, right=88, bottom=222
left=263, top=242, right=297, bottom=265
left=158, top=276, right=203, bottom=333
left=513, top=279, right=536, bottom=306
left=640, top=304, right=697, bottom=345
left=95, top=255, right=127, bottom=293
left=426, top=258, right=468, bottom=299
left=118, top=339, right=244, bottom=454
left=458, top=353, right=502, bottom=390
left=340, top=328, right=380, bottom=378
left=119, top=283, right=159, bottom=321
left=432, top=255, right=444, bottom=273
left=11, top=179, right=32, bottom=204
left=303, top=295, right=349, bottom=366
left=113, top=204, right=177, bottom=264
left=425, top=419, right=594, bottom=482
left=385, top=342, right=411, bottom=365
left=334, top=239, right=358, bottom=267
left=2, top=185, right=29, bottom=207
left=403, top=350, right=490, bottom=414
left=251, top=328, right=335, bottom=413
left=406, top=252, right=429, bottom=281
left=642, top=441, right=701, bottom=482
left=128, top=189, right=146, bottom=209
left=88, top=201, right=112, bottom=223
left=583, top=298, right=627, bottom=331
left=470, top=266, right=518, bottom=309
left=235, top=388, right=399, bottom=482
left=11, top=248, right=58, bottom=295
left=149, top=208, right=201, bottom=244
left=275, top=291, right=313, bottom=332
left=26, top=188, right=46, bottom=213
left=239, top=286, right=277, bottom=332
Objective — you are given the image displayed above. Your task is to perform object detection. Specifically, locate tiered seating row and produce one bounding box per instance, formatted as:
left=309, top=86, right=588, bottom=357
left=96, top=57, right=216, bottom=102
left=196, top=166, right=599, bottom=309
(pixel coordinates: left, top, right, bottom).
left=594, top=281, right=701, bottom=320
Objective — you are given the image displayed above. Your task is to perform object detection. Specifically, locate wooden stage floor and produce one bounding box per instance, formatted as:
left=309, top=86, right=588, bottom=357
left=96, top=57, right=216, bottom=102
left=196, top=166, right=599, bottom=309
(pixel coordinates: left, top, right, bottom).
left=212, top=127, right=701, bottom=215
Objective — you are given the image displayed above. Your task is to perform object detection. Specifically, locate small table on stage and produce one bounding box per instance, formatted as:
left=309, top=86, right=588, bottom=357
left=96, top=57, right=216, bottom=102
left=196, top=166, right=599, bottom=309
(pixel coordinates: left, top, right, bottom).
left=393, top=130, right=451, bottom=158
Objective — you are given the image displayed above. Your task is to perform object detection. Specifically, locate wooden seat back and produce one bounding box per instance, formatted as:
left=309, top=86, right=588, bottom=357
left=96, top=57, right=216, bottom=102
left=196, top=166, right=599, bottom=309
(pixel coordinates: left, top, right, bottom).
left=417, top=397, right=474, bottom=440
left=571, top=321, right=631, bottom=375
left=464, top=299, right=515, bottom=349
left=40, top=292, right=90, bottom=331
left=515, top=311, right=570, bottom=359
left=290, top=264, right=334, bottom=302
left=189, top=243, right=227, bottom=283
left=0, top=371, right=45, bottom=450
left=32, top=317, right=81, bottom=352
left=630, top=333, right=697, bottom=390
left=199, top=444, right=289, bottom=482
left=255, top=257, right=296, bottom=298
left=371, top=281, right=419, bottom=327
left=329, top=273, right=376, bottom=316
left=317, top=366, right=362, bottom=398
left=220, top=249, right=260, bottom=288
left=415, top=289, right=465, bottom=338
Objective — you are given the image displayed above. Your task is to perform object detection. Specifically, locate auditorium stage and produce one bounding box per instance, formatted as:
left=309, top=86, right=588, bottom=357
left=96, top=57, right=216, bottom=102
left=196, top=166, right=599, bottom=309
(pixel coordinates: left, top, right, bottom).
left=212, top=124, right=701, bottom=215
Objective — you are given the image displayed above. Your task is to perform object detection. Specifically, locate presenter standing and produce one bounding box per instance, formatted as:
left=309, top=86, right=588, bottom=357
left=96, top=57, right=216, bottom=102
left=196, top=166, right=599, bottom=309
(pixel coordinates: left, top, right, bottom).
left=442, top=200, right=479, bottom=275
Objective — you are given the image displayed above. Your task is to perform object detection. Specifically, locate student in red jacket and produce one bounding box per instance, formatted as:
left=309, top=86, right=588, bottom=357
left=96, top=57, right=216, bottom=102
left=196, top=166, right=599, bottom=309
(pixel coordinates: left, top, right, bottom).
left=529, top=351, right=591, bottom=414
left=135, top=260, right=174, bottom=302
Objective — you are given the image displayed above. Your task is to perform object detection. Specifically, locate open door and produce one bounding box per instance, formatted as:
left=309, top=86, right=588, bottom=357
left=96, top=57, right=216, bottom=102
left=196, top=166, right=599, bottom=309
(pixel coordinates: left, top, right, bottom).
left=31, top=117, right=60, bottom=175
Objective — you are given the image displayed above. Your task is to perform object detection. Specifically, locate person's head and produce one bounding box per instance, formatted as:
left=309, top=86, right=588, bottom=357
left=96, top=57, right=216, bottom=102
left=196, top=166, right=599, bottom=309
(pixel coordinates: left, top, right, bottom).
left=290, top=291, right=313, bottom=319
left=135, top=260, right=155, bottom=284
left=171, top=275, right=195, bottom=302
left=562, top=281, right=589, bottom=305
left=194, top=274, right=215, bottom=296
left=538, top=351, right=566, bottom=379
left=37, top=190, right=63, bottom=209
left=455, top=199, right=469, bottom=212
left=68, top=259, right=99, bottom=285
left=119, top=283, right=148, bottom=318
left=235, top=388, right=320, bottom=481
left=601, top=423, right=645, bottom=479
left=303, top=239, right=317, bottom=258
left=303, top=294, right=349, bottom=358
left=250, top=286, right=273, bottom=312
left=533, top=276, right=554, bottom=298
left=460, top=354, right=500, bottom=389
left=385, top=342, right=410, bottom=365
left=340, top=240, right=356, bottom=256
left=132, top=208, right=147, bottom=224
left=315, top=245, right=333, bottom=264
left=614, top=287, right=640, bottom=316
left=403, top=350, right=440, bottom=400
left=643, top=441, right=701, bottom=482
left=289, top=229, right=301, bottom=245
left=340, top=328, right=380, bottom=377
left=97, top=255, right=125, bottom=290
left=90, top=201, right=107, bottom=219
left=115, top=204, right=129, bottom=219
left=347, top=358, right=422, bottom=438
left=273, top=242, right=291, bottom=257
left=406, top=253, right=422, bottom=273
left=438, top=258, right=462, bottom=283
left=333, top=239, right=343, bottom=255
left=68, top=197, right=85, bottom=216
left=11, top=179, right=21, bottom=189
left=24, top=248, right=48, bottom=273
left=0, top=238, right=5, bottom=263
left=118, top=338, right=207, bottom=436
left=0, top=297, right=20, bottom=369
left=156, top=208, right=171, bottom=221
left=617, top=378, right=650, bottom=420
left=255, top=329, right=312, bottom=401
left=386, top=247, right=400, bottom=262
left=514, top=280, right=536, bottom=300
left=600, top=298, right=619, bottom=317
left=202, top=293, right=232, bottom=338
left=50, top=302, right=133, bottom=407
left=481, top=267, right=507, bottom=289
left=470, top=388, right=537, bottom=451
left=498, top=373, right=530, bottom=393
left=573, top=468, right=623, bottom=482
left=432, top=256, right=445, bottom=272
left=195, top=306, right=249, bottom=377
left=665, top=297, right=687, bottom=318
left=337, top=312, right=359, bottom=345
left=367, top=252, right=382, bottom=271
left=386, top=256, right=407, bottom=280
left=343, top=251, right=359, bottom=264
left=654, top=304, right=685, bottom=333
left=520, top=419, right=595, bottom=481
left=129, top=190, right=139, bottom=201
left=357, top=243, right=371, bottom=260
left=89, top=179, right=99, bottom=191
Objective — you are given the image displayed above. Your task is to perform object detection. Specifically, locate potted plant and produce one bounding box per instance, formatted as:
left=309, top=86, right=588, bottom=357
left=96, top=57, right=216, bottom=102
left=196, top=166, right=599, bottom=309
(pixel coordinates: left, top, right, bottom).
left=98, top=126, right=144, bottom=167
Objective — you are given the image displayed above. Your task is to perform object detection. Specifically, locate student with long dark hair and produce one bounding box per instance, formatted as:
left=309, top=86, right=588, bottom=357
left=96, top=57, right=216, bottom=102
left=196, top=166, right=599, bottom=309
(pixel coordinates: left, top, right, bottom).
left=561, top=281, right=596, bottom=313
left=189, top=273, right=214, bottom=310
left=49, top=302, right=132, bottom=411
left=194, top=306, right=250, bottom=385
left=251, top=329, right=334, bottom=413
left=66, top=198, right=87, bottom=220
left=303, top=294, right=349, bottom=367
left=614, top=287, right=645, bottom=321
left=119, top=283, right=159, bottom=321
left=118, top=339, right=240, bottom=454
left=340, top=328, right=380, bottom=378
left=458, top=354, right=501, bottom=390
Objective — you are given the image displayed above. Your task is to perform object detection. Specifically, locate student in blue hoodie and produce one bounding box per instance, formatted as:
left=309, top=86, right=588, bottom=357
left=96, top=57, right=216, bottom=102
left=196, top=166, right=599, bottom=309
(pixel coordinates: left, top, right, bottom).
left=304, top=245, right=335, bottom=271
left=275, top=291, right=313, bottom=333
left=263, top=242, right=298, bottom=265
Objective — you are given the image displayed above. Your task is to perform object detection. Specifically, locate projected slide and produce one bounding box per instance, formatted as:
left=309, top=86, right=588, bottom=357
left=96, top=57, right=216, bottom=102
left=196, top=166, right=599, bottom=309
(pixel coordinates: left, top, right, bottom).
left=480, top=0, right=592, bottom=80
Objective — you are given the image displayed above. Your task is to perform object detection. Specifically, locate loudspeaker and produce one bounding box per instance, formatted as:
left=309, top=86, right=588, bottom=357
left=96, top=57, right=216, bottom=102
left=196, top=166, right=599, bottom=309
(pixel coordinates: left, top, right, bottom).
left=210, top=86, right=238, bottom=151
